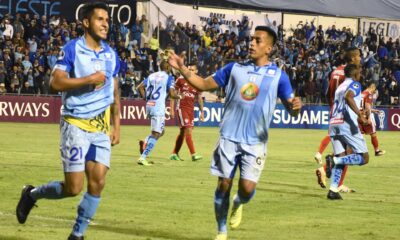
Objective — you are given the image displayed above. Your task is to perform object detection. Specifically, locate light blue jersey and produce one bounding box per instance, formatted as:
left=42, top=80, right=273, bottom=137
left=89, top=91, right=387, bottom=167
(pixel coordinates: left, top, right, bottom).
left=53, top=37, right=120, bottom=119
left=213, top=61, right=294, bottom=144
left=329, top=78, right=362, bottom=136
left=143, top=71, right=174, bottom=116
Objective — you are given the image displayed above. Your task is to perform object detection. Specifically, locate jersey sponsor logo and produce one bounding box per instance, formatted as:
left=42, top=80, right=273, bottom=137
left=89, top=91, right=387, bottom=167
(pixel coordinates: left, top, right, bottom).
left=240, top=82, right=259, bottom=101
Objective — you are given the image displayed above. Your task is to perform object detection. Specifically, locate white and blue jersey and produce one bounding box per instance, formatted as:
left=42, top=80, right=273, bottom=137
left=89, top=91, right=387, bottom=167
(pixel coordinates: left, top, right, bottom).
left=213, top=61, right=294, bottom=144
left=329, top=78, right=362, bottom=136
left=143, top=71, right=174, bottom=117
left=53, top=37, right=120, bottom=119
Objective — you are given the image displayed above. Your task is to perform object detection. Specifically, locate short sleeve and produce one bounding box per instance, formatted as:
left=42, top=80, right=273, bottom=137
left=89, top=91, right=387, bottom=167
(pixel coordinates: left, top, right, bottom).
left=143, top=78, right=148, bottom=87
left=212, top=62, right=235, bottom=87
left=53, top=41, right=75, bottom=73
left=347, top=81, right=361, bottom=96
left=278, top=71, right=294, bottom=100
left=167, top=75, right=174, bottom=90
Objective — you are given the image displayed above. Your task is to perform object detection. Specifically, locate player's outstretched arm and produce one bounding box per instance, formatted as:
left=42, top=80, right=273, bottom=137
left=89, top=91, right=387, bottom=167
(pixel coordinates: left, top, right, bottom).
left=168, top=53, right=219, bottom=91
left=50, top=69, right=105, bottom=91
left=282, top=97, right=302, bottom=116
left=110, top=77, right=121, bottom=146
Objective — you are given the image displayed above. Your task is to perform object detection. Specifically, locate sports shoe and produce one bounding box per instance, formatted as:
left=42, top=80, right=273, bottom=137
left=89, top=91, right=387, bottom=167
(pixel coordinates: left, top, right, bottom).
left=191, top=154, right=203, bottom=161
left=315, top=167, right=327, bottom=188
left=139, top=140, right=145, bottom=154
left=169, top=154, right=182, bottom=161
left=214, top=233, right=227, bottom=240
left=68, top=234, right=84, bottom=240
left=16, top=185, right=37, bottom=224
left=375, top=150, right=386, bottom=156
left=229, top=197, right=243, bottom=229
left=325, top=155, right=334, bottom=178
left=137, top=158, right=153, bottom=166
left=338, top=185, right=356, bottom=193
left=314, top=152, right=322, bottom=164
left=327, top=190, right=343, bottom=200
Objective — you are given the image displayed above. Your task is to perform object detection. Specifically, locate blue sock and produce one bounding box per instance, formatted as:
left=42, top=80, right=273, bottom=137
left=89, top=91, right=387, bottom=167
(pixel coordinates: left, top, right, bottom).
left=334, top=154, right=365, bottom=165
left=140, top=136, right=157, bottom=159
left=214, top=189, right=230, bottom=233
left=30, top=181, right=64, bottom=200
left=330, top=165, right=344, bottom=191
left=233, top=190, right=256, bottom=208
left=72, top=193, right=100, bottom=237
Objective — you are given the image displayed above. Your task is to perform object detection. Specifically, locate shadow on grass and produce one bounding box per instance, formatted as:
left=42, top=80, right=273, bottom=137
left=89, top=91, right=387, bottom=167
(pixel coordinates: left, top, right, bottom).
left=92, top=224, right=210, bottom=240
left=0, top=235, right=29, bottom=240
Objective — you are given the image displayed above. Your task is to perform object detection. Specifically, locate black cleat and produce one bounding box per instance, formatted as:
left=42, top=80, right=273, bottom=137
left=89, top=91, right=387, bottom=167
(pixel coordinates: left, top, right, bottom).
left=327, top=190, right=343, bottom=200
left=16, top=185, right=37, bottom=224
left=325, top=155, right=334, bottom=178
left=139, top=140, right=145, bottom=154
left=68, top=234, right=84, bottom=240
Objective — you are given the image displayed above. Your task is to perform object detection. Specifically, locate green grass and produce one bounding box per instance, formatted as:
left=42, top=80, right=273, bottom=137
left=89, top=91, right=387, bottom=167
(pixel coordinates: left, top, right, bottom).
left=0, top=122, right=400, bottom=240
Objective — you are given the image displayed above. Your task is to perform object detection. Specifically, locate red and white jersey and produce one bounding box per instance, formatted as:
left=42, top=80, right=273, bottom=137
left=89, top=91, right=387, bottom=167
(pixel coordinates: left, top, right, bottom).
left=175, top=77, right=200, bottom=110
left=361, top=89, right=373, bottom=110
left=327, top=65, right=346, bottom=108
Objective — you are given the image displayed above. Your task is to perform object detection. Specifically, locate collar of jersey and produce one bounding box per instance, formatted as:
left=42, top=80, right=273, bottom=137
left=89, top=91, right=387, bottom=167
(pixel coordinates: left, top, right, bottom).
left=79, top=36, right=107, bottom=54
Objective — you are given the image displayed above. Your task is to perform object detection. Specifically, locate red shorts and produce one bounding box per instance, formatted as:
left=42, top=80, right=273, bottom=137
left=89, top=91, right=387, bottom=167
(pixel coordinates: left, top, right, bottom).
left=177, top=108, right=194, bottom=128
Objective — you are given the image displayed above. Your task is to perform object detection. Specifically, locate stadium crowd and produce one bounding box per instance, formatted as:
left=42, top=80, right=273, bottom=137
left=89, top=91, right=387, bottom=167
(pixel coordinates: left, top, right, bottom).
left=0, top=12, right=399, bottom=106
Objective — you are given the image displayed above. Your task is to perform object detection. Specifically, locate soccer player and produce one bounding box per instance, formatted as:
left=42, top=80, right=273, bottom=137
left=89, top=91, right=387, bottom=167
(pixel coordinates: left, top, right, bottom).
left=169, top=62, right=204, bottom=161
left=327, top=64, right=369, bottom=200
left=315, top=47, right=361, bottom=191
left=360, top=82, right=386, bottom=156
left=16, top=3, right=120, bottom=240
left=136, top=60, right=182, bottom=166
left=168, top=26, right=302, bottom=240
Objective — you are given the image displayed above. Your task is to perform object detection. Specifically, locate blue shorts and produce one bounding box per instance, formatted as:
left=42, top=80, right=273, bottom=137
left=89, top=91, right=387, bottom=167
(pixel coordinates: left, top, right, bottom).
left=150, top=115, right=165, bottom=133
left=330, top=133, right=368, bottom=155
left=60, top=120, right=111, bottom=172
left=210, top=138, right=267, bottom=183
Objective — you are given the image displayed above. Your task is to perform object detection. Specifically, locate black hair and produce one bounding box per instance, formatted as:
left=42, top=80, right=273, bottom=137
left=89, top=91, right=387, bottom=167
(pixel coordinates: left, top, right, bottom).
left=79, top=2, right=109, bottom=21
left=255, top=26, right=277, bottom=45
left=187, top=62, right=198, bottom=67
left=344, top=46, right=360, bottom=63
left=344, top=64, right=359, bottom=78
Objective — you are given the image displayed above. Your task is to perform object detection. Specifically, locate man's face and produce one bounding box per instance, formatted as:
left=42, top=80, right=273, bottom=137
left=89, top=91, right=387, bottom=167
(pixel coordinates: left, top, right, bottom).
left=349, top=50, right=361, bottom=66
left=249, top=30, right=273, bottom=60
left=86, top=8, right=109, bottom=41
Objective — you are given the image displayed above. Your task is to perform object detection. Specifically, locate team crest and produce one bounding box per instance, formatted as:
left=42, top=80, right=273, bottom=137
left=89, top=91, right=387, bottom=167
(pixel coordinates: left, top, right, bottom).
left=240, top=82, right=259, bottom=101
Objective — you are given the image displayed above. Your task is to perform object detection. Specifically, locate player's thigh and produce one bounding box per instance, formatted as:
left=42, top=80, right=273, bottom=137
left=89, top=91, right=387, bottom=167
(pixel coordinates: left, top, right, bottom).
left=151, top=115, right=165, bottom=134
left=239, top=142, right=267, bottom=183
left=211, top=138, right=240, bottom=180
left=342, top=133, right=368, bottom=154
left=64, top=171, right=85, bottom=196
left=177, top=108, right=194, bottom=128
left=330, top=135, right=346, bottom=155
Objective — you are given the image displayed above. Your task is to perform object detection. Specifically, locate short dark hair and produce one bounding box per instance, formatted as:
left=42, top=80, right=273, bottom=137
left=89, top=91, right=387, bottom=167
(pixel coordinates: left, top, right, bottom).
left=79, top=2, right=109, bottom=21
left=255, top=26, right=277, bottom=45
left=344, top=64, right=359, bottom=77
left=344, top=47, right=360, bottom=63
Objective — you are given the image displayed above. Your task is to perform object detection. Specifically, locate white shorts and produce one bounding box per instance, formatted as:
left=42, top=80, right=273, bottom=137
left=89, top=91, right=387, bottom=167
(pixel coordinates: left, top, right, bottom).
left=330, top=133, right=368, bottom=155
left=210, top=138, right=267, bottom=183
left=150, top=115, right=165, bottom=133
left=60, top=120, right=111, bottom=172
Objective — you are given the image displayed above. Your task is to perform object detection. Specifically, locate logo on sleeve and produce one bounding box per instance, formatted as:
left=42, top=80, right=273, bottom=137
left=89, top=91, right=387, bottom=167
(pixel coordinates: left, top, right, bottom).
left=240, top=82, right=259, bottom=101
left=58, top=50, right=65, bottom=60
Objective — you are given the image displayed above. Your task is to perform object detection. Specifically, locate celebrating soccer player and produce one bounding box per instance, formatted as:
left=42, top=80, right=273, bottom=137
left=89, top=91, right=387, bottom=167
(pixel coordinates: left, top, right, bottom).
left=16, top=3, right=121, bottom=239
left=327, top=64, right=369, bottom=200
left=169, top=62, right=204, bottom=161
left=136, top=60, right=182, bottom=166
left=168, top=26, right=302, bottom=240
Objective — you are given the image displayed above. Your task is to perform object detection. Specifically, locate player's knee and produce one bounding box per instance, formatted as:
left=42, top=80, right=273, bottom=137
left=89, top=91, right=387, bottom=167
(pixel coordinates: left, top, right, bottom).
left=88, top=178, right=106, bottom=194
left=217, top=178, right=233, bottom=193
left=63, top=184, right=83, bottom=197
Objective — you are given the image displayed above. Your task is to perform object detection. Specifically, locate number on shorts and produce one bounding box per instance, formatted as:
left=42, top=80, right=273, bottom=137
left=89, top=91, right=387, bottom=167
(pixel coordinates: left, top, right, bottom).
left=70, top=147, right=83, bottom=161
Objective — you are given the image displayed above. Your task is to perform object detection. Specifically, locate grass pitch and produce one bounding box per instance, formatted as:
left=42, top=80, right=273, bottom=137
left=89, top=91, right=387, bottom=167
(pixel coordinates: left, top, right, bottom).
left=0, top=123, right=399, bottom=240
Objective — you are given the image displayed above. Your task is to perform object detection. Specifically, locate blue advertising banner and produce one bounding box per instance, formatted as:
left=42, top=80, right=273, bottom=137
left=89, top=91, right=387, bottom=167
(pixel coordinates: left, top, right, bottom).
left=0, top=0, right=136, bottom=25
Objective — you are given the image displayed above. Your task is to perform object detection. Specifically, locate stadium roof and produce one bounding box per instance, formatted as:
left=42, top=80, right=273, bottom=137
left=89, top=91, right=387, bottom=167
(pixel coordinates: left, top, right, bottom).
left=166, top=0, right=400, bottom=20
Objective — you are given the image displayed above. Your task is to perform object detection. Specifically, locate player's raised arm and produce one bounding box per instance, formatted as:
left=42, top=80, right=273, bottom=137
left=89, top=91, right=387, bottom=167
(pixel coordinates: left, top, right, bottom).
left=168, top=53, right=219, bottom=91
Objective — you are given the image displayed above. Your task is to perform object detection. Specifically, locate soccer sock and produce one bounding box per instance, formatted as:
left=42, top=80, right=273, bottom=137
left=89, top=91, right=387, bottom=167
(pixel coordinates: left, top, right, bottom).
left=318, top=136, right=331, bottom=154
left=371, top=135, right=379, bottom=151
left=173, top=134, right=184, bottom=154
left=233, top=190, right=256, bottom=209
left=30, top=181, right=64, bottom=200
left=334, top=154, right=365, bottom=165
left=72, top=192, right=100, bottom=237
left=140, top=136, right=157, bottom=159
left=185, top=132, right=196, bottom=155
left=338, top=165, right=348, bottom=187
left=214, top=189, right=230, bottom=233
left=330, top=165, right=344, bottom=192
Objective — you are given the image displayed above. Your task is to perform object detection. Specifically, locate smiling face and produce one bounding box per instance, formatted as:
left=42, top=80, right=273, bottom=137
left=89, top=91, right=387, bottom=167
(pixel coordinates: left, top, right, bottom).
left=84, top=8, right=109, bottom=41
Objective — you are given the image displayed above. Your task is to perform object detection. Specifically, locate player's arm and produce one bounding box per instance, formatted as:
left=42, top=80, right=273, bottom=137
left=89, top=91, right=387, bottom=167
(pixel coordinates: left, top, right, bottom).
left=279, top=72, right=302, bottom=116
left=137, top=81, right=145, bottom=99
left=168, top=53, right=219, bottom=91
left=169, top=96, right=175, bottom=119
left=169, top=88, right=183, bottom=100
left=110, top=77, right=120, bottom=146
left=364, top=101, right=372, bottom=120
left=50, top=69, right=105, bottom=92
left=197, top=93, right=204, bottom=121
